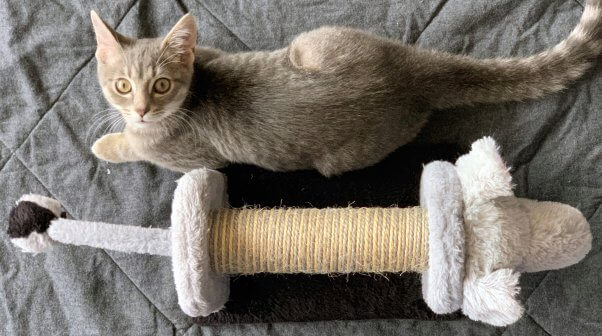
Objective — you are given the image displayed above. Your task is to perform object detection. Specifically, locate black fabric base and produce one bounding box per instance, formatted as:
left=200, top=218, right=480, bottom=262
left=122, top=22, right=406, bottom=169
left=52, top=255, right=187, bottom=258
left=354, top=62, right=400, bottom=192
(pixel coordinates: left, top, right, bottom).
left=194, top=143, right=463, bottom=324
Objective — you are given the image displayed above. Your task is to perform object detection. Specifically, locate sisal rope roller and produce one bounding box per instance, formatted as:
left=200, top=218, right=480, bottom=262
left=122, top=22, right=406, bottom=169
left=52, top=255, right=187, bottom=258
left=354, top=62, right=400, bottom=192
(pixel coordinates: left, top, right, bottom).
left=211, top=207, right=428, bottom=274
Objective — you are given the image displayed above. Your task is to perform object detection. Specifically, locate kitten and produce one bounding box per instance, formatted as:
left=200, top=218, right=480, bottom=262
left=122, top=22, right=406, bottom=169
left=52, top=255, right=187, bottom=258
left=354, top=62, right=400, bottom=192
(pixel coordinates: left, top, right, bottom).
left=91, top=1, right=601, bottom=176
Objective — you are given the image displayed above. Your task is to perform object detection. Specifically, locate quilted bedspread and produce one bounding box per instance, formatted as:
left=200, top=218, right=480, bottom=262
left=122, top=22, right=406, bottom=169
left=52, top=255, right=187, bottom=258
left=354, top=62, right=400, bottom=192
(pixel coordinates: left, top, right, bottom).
left=1, top=0, right=600, bottom=335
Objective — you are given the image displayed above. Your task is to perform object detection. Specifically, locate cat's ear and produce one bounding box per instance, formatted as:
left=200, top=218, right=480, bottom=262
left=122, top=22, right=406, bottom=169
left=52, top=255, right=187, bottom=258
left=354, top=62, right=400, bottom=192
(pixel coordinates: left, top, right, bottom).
left=90, top=10, right=124, bottom=64
left=160, top=14, right=197, bottom=65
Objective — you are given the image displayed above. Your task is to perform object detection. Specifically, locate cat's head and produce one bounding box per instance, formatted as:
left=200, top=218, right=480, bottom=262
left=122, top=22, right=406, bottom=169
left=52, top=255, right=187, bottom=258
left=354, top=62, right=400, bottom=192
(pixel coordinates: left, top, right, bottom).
left=90, top=11, right=196, bottom=129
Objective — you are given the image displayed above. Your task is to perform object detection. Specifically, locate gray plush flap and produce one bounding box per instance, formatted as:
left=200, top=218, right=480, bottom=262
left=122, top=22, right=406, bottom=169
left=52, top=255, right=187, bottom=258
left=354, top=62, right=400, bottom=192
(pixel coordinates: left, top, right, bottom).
left=0, top=0, right=600, bottom=335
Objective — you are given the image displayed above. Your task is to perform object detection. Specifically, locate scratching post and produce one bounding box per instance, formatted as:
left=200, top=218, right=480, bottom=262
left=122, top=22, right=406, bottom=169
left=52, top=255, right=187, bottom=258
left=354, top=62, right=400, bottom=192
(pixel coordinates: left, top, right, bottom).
left=212, top=207, right=429, bottom=274
left=10, top=162, right=464, bottom=318
left=7, top=137, right=592, bottom=327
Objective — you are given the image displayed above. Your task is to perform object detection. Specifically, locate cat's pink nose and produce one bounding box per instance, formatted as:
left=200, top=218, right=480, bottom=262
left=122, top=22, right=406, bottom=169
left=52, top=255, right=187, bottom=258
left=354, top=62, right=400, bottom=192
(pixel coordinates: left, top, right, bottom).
left=135, top=108, right=148, bottom=117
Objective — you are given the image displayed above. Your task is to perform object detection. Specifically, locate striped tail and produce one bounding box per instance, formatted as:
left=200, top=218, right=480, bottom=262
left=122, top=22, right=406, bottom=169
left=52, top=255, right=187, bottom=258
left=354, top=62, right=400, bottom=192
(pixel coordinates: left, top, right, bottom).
left=422, top=0, right=602, bottom=109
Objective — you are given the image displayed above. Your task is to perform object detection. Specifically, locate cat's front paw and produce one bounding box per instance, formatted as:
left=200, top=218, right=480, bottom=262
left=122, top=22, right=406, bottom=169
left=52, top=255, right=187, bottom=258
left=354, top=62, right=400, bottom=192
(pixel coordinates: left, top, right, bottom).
left=91, top=133, right=127, bottom=163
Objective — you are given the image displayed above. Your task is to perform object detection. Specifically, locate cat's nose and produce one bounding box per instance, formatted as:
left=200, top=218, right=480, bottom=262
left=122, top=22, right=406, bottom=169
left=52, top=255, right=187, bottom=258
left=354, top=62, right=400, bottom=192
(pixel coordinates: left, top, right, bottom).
left=135, top=108, right=148, bottom=117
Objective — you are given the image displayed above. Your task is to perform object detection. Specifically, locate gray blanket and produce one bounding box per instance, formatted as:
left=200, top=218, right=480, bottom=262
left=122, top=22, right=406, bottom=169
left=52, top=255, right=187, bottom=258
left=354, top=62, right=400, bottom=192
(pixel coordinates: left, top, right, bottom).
left=1, top=0, right=600, bottom=335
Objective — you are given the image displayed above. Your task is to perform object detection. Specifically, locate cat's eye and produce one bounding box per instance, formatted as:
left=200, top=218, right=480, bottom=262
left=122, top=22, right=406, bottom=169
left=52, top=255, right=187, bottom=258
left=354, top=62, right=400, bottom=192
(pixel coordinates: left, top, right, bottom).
left=153, top=78, right=171, bottom=94
left=115, top=78, right=132, bottom=94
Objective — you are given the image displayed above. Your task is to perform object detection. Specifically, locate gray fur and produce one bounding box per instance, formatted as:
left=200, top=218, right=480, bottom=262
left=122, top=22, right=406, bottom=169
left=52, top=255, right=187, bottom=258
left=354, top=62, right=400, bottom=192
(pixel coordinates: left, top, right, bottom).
left=91, top=1, right=601, bottom=176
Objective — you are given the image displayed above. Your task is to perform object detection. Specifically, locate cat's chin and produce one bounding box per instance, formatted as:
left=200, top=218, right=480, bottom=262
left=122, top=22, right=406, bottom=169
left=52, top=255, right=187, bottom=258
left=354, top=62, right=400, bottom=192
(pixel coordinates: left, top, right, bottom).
left=126, top=120, right=162, bottom=133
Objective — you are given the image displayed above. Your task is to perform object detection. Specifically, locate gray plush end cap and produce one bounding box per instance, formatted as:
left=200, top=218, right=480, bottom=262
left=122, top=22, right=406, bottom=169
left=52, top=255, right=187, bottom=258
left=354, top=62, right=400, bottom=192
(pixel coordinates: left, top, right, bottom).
left=419, top=161, right=465, bottom=314
left=171, top=168, right=230, bottom=317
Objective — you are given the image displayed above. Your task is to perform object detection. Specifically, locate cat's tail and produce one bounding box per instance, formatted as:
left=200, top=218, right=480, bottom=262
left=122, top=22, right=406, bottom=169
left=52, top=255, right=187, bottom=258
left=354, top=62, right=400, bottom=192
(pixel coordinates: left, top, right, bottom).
left=421, top=0, right=601, bottom=109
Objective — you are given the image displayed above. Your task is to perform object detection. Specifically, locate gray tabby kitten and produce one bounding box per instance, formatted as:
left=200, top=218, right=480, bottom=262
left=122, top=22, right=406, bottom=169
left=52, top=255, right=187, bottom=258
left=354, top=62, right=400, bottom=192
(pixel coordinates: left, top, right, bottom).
left=91, top=1, right=601, bottom=176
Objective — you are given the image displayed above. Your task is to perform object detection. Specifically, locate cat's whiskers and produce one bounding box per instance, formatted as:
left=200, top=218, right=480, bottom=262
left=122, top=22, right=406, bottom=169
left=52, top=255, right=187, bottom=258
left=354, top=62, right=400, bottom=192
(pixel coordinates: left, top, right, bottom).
left=175, top=107, right=195, bottom=114
left=166, top=114, right=186, bottom=135
left=87, top=108, right=120, bottom=127
left=160, top=110, right=186, bottom=133
left=88, top=114, right=120, bottom=133
left=89, top=107, right=119, bottom=121
left=88, top=110, right=122, bottom=131
left=155, top=46, right=170, bottom=69
left=107, top=117, right=125, bottom=135
left=86, top=110, right=123, bottom=146
left=90, top=112, right=120, bottom=132
left=156, top=53, right=180, bottom=73
left=103, top=113, right=125, bottom=136
left=175, top=108, right=203, bottom=146
left=157, top=60, right=181, bottom=71
left=155, top=37, right=180, bottom=69
left=163, top=109, right=202, bottom=147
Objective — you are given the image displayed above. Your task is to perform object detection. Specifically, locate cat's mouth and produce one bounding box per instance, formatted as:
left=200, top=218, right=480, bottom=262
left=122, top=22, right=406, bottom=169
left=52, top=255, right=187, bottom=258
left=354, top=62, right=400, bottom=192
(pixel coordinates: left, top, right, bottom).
left=133, top=119, right=154, bottom=126
left=127, top=118, right=150, bottom=126
left=130, top=116, right=165, bottom=128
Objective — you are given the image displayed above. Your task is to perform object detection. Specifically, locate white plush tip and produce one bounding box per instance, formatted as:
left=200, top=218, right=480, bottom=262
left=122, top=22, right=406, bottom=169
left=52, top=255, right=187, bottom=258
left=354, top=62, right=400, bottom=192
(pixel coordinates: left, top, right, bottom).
left=11, top=232, right=55, bottom=254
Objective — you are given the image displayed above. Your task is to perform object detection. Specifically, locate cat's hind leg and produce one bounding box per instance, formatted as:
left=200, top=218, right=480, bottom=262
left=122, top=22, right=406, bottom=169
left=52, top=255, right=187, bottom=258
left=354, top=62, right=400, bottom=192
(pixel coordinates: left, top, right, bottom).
left=288, top=27, right=376, bottom=73
left=288, top=28, right=334, bottom=72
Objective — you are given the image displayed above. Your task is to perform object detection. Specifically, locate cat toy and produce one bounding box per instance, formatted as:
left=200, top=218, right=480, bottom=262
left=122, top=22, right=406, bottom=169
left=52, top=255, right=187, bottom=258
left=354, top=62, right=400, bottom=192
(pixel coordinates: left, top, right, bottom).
left=7, top=137, right=591, bottom=326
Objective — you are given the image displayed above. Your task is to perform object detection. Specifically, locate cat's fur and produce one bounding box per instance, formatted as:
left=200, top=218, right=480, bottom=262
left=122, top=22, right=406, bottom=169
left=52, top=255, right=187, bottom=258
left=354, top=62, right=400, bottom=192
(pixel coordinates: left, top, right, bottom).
left=91, top=1, right=601, bottom=176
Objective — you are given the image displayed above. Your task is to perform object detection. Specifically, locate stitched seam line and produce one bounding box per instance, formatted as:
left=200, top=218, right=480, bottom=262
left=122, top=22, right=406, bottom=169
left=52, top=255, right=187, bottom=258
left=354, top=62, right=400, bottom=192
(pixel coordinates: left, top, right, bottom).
left=197, top=2, right=252, bottom=50
left=173, top=0, right=189, bottom=13
left=414, top=0, right=449, bottom=43
left=523, top=312, right=555, bottom=336
left=0, top=137, right=13, bottom=174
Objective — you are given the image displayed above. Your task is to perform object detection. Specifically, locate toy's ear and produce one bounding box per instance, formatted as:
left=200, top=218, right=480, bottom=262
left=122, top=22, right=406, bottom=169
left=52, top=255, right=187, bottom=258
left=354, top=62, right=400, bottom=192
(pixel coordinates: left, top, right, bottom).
left=462, top=269, right=524, bottom=326
left=160, top=13, right=197, bottom=65
left=90, top=10, right=130, bottom=64
left=455, top=137, right=514, bottom=204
